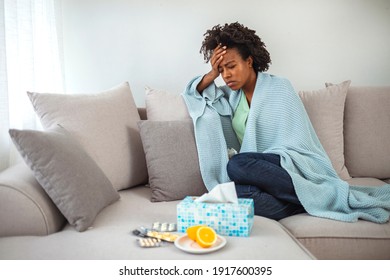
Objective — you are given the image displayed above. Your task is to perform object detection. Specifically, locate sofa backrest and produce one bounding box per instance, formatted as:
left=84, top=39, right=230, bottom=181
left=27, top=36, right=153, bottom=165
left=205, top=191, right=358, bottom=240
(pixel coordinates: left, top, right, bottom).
left=344, top=86, right=390, bottom=179
left=137, top=86, right=390, bottom=181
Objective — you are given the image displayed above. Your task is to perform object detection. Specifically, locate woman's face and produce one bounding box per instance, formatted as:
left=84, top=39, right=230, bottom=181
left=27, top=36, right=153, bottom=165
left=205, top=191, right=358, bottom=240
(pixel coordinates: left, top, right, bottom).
left=218, top=47, right=254, bottom=91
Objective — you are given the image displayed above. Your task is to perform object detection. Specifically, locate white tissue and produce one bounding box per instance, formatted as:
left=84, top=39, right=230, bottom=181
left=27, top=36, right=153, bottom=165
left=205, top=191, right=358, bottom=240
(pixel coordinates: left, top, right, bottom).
left=195, top=182, right=238, bottom=204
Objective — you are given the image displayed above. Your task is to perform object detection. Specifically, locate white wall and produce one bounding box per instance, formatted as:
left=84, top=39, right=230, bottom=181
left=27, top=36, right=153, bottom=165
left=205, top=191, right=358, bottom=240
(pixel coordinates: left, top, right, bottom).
left=61, top=0, right=390, bottom=106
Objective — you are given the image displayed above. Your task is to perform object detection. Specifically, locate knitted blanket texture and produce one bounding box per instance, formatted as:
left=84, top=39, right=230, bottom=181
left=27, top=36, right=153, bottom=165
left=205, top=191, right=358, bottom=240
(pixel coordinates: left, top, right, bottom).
left=182, top=73, right=390, bottom=223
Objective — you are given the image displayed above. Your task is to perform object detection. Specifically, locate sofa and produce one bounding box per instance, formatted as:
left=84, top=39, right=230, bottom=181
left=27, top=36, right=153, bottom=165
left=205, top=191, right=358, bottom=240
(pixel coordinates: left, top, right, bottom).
left=0, top=80, right=389, bottom=260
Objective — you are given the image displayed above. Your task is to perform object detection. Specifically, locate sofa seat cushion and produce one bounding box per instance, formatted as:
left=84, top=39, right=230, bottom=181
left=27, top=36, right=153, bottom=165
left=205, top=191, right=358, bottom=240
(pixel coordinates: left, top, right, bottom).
left=0, top=163, right=65, bottom=237
left=347, top=177, right=389, bottom=187
left=280, top=177, right=390, bottom=259
left=0, top=186, right=313, bottom=260
left=280, top=213, right=390, bottom=260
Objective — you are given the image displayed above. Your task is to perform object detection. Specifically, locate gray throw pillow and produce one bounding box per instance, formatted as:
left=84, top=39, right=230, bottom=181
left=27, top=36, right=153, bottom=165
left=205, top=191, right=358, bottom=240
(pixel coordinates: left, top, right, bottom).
left=138, top=120, right=207, bottom=202
left=9, top=126, right=120, bottom=232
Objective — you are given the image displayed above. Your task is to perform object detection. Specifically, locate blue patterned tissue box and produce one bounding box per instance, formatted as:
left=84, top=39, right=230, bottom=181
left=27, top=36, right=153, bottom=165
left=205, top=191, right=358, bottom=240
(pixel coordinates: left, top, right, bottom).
left=177, top=196, right=254, bottom=237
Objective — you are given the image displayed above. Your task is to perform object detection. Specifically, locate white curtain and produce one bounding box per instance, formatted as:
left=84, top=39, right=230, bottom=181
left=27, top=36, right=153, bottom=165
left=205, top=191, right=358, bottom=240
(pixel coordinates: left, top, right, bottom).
left=0, top=0, right=64, bottom=171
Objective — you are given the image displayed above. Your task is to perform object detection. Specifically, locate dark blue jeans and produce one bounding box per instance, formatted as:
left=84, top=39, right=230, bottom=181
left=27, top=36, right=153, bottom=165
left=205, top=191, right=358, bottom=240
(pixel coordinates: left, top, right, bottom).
left=227, top=152, right=306, bottom=220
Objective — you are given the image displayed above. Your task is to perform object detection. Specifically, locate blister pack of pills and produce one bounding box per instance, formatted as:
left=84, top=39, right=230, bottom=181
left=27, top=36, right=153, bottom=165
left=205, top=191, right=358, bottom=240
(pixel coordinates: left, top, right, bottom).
left=136, top=238, right=162, bottom=248
left=146, top=231, right=179, bottom=242
left=132, top=227, right=148, bottom=237
left=151, top=222, right=177, bottom=232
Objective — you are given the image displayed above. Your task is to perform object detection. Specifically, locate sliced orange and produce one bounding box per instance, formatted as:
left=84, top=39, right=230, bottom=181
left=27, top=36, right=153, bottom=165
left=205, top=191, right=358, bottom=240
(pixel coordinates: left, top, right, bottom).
left=195, top=226, right=217, bottom=248
left=186, top=225, right=202, bottom=241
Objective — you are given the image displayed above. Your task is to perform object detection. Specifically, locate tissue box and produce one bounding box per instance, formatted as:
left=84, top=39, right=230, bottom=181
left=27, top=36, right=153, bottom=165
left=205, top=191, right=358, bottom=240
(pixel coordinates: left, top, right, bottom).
left=177, top=196, right=254, bottom=237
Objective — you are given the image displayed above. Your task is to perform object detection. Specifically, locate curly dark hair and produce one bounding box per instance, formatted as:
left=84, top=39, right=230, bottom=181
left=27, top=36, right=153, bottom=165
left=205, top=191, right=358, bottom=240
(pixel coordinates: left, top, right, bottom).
left=200, top=22, right=271, bottom=72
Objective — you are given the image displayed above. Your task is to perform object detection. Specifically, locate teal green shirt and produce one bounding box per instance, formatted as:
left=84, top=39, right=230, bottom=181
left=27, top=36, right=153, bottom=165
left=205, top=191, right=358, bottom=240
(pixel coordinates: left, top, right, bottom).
left=232, top=92, right=250, bottom=144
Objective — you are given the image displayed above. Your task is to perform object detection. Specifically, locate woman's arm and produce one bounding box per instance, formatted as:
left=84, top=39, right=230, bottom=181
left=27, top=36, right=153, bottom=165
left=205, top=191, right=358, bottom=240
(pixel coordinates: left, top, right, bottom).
left=196, top=44, right=226, bottom=93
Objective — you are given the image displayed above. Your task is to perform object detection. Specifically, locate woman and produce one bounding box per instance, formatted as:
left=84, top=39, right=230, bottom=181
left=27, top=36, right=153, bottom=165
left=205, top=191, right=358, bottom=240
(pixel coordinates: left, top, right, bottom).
left=183, top=22, right=390, bottom=222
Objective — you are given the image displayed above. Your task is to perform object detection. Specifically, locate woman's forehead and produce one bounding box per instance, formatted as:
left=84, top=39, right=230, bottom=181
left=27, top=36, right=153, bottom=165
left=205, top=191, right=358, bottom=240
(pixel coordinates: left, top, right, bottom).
left=220, top=48, right=243, bottom=65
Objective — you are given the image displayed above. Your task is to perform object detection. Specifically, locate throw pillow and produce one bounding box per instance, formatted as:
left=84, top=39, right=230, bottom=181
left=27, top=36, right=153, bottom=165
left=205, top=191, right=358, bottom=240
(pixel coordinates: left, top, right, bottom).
left=138, top=120, right=207, bottom=202
left=298, top=80, right=351, bottom=180
left=145, top=87, right=190, bottom=121
left=342, top=86, right=390, bottom=179
left=27, top=82, right=147, bottom=191
left=9, top=126, right=120, bottom=232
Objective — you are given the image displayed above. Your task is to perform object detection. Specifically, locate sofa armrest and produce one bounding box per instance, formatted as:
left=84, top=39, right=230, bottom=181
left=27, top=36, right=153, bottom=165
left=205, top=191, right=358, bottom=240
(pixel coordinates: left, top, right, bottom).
left=0, top=163, right=66, bottom=237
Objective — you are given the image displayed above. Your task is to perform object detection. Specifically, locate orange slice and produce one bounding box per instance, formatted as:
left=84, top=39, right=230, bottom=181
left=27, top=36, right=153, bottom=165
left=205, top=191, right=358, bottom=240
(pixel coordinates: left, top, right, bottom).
left=186, top=225, right=202, bottom=241
left=195, top=226, right=217, bottom=248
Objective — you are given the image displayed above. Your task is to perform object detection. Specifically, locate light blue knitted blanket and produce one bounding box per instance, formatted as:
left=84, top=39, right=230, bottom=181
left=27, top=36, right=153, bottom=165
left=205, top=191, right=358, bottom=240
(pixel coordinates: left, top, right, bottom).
left=182, top=73, right=390, bottom=223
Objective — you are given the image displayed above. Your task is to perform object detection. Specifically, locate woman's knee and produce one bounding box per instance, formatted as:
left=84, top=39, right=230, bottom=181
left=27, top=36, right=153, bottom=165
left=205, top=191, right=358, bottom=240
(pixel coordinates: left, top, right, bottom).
left=227, top=157, right=237, bottom=180
left=227, top=154, right=248, bottom=181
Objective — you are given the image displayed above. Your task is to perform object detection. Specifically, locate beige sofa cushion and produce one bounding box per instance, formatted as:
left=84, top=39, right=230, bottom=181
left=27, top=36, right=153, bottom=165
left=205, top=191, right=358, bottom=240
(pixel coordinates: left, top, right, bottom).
left=28, top=82, right=147, bottom=190
left=299, top=81, right=351, bottom=180
left=280, top=213, right=390, bottom=260
left=0, top=186, right=314, bottom=260
left=145, top=87, right=190, bottom=121
left=280, top=178, right=390, bottom=259
left=344, top=86, right=390, bottom=179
